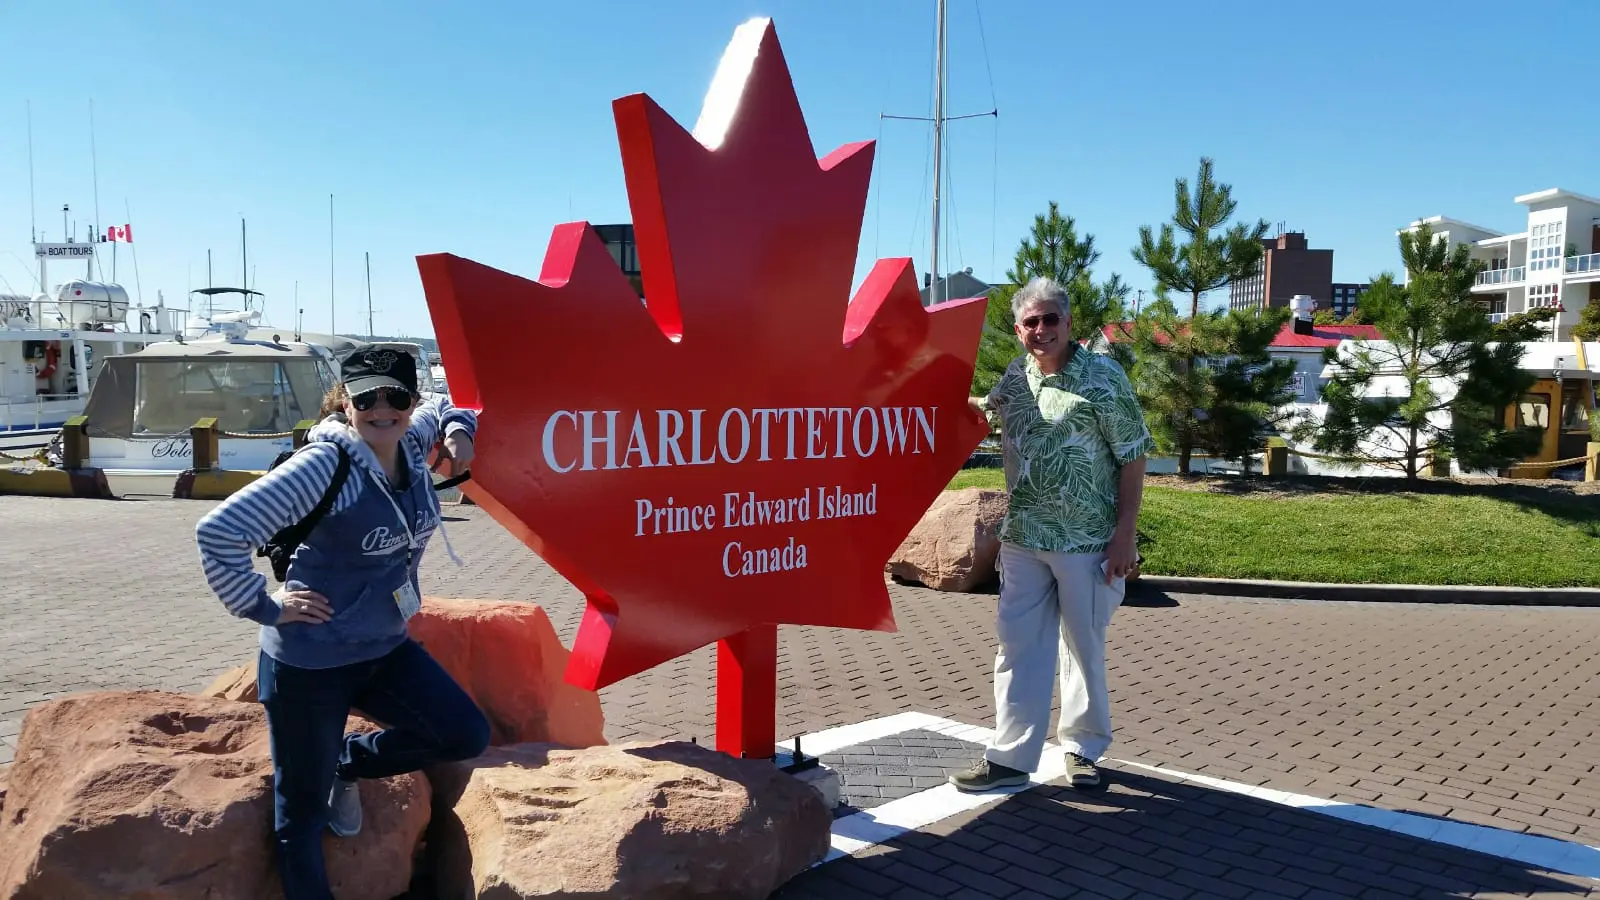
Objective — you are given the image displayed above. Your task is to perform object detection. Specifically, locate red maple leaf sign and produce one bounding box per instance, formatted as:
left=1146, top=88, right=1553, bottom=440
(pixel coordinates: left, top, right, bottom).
left=419, top=18, right=988, bottom=693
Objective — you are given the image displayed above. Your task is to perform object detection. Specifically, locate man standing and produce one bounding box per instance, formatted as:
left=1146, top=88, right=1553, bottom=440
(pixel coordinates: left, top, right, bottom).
left=951, top=276, right=1151, bottom=792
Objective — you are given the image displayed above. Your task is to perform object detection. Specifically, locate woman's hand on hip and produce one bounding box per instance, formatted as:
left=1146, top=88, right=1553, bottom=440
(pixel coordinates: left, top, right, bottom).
left=273, top=589, right=333, bottom=626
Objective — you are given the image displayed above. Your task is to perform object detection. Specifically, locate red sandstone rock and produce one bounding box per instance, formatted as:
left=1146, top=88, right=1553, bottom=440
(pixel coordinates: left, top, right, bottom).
left=428, top=741, right=832, bottom=898
left=407, top=597, right=606, bottom=748
left=201, top=661, right=258, bottom=702
left=200, top=599, right=605, bottom=751
left=0, top=691, right=428, bottom=900
left=887, top=488, right=1008, bottom=591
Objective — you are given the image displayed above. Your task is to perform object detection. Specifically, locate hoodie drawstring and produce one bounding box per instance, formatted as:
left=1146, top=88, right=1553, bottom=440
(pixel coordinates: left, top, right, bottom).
left=434, top=512, right=465, bottom=567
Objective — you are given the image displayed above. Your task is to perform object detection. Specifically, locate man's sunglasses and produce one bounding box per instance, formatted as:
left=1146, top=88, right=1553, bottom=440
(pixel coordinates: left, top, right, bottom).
left=1020, top=312, right=1061, bottom=330
left=351, top=387, right=415, bottom=412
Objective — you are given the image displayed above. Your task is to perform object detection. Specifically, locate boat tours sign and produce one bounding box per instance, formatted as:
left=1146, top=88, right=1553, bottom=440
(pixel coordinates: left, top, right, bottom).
left=418, top=18, right=987, bottom=757
left=34, top=242, right=95, bottom=260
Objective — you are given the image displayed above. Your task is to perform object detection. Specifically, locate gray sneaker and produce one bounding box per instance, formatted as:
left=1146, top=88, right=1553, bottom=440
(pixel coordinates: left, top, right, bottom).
left=948, top=759, right=1029, bottom=793
left=327, top=776, right=362, bottom=837
left=1065, top=753, right=1102, bottom=788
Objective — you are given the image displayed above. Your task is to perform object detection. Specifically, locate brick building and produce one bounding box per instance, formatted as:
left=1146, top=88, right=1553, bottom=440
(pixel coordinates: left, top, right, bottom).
left=1228, top=232, right=1335, bottom=313
left=1330, top=282, right=1371, bottom=318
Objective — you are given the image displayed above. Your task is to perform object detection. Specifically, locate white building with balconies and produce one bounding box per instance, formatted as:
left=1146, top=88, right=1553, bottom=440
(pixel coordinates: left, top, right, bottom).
left=1406, top=188, right=1600, bottom=340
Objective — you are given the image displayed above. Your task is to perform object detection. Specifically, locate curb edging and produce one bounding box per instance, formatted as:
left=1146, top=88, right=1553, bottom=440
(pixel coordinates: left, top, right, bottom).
left=1132, top=575, right=1600, bottom=608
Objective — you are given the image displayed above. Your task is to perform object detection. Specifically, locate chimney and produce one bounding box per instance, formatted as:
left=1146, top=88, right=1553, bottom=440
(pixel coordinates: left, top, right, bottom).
left=1290, top=294, right=1315, bottom=335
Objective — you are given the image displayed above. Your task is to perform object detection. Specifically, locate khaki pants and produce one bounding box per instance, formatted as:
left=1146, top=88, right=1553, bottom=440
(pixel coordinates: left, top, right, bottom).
left=984, top=542, right=1125, bottom=772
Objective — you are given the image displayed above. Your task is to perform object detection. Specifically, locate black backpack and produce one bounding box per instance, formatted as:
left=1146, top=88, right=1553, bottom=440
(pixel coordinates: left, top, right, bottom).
left=257, top=443, right=352, bottom=582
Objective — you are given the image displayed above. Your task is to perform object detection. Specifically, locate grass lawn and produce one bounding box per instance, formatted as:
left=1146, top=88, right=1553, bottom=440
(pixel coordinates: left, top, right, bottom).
left=947, top=469, right=1600, bottom=588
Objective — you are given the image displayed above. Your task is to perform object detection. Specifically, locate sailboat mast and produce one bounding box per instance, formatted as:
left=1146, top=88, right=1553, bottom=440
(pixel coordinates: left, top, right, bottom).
left=27, top=100, right=37, bottom=245
left=91, top=99, right=103, bottom=282
left=929, top=0, right=948, bottom=306
left=365, top=251, right=373, bottom=338
left=329, top=193, right=336, bottom=336
left=241, top=218, right=249, bottom=309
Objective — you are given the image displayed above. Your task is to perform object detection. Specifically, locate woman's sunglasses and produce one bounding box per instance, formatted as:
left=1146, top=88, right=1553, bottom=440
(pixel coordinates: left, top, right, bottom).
left=1020, top=312, right=1061, bottom=330
left=351, top=387, right=415, bottom=412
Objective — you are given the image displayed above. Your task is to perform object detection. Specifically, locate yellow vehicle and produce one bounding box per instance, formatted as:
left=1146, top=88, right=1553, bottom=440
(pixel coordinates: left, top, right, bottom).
left=1505, top=340, right=1598, bottom=478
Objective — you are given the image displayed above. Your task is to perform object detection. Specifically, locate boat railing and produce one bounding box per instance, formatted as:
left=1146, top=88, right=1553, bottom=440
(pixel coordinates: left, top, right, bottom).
left=0, top=393, right=80, bottom=430
left=1, top=297, right=191, bottom=335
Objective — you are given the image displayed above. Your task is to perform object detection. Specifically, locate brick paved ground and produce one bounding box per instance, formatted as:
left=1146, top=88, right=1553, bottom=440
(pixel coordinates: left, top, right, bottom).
left=827, top=728, right=982, bottom=812
left=777, top=764, right=1600, bottom=899
left=3, top=495, right=1599, bottom=897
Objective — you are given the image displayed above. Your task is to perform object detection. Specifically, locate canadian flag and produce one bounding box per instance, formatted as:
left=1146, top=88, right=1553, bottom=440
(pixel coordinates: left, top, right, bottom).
left=106, top=224, right=133, bottom=243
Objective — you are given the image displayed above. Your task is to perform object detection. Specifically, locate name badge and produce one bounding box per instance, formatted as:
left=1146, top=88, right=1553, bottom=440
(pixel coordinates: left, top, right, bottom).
left=393, top=582, right=422, bottom=620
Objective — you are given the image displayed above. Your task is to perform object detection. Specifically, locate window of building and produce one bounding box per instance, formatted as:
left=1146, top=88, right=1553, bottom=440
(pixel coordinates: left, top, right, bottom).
left=1529, top=221, right=1566, bottom=272
left=1528, top=284, right=1560, bottom=308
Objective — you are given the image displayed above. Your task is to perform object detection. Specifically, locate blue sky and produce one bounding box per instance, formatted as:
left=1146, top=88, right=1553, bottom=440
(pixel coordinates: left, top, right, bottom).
left=3, top=1, right=1598, bottom=338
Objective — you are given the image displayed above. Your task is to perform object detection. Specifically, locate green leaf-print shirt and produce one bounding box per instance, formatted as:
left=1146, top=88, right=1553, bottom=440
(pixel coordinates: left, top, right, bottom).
left=981, top=349, right=1153, bottom=553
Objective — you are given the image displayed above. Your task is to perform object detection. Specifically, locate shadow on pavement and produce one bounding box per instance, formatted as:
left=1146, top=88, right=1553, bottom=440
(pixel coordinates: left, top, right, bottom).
left=775, top=767, right=1598, bottom=899
left=1123, top=584, right=1180, bottom=607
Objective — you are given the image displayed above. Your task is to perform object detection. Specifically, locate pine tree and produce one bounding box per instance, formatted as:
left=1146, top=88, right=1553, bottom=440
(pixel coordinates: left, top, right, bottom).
left=1492, top=305, right=1559, bottom=342
left=1128, top=157, right=1283, bottom=474
left=1301, top=223, right=1539, bottom=480
left=1132, top=158, right=1270, bottom=321
left=970, top=202, right=1129, bottom=396
left=1199, top=310, right=1300, bottom=471
left=1573, top=297, right=1600, bottom=341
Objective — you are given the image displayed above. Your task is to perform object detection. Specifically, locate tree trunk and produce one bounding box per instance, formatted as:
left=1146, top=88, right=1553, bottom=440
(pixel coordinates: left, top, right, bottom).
left=1405, top=426, right=1419, bottom=481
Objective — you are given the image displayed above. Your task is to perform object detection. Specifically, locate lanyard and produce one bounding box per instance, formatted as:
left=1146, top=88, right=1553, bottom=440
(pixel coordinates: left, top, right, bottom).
left=364, top=466, right=420, bottom=568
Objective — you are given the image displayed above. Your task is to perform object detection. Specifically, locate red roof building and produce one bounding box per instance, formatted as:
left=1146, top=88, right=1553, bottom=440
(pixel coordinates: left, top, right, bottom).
left=1268, top=322, right=1381, bottom=348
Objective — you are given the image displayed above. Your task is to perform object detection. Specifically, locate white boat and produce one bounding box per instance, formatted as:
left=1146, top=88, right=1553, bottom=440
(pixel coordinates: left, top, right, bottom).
left=1, top=279, right=185, bottom=458
left=184, top=288, right=443, bottom=398
left=73, top=324, right=336, bottom=480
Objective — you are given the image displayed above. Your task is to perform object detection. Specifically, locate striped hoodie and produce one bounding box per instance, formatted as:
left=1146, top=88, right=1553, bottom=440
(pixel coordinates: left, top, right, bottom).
left=195, top=397, right=475, bottom=668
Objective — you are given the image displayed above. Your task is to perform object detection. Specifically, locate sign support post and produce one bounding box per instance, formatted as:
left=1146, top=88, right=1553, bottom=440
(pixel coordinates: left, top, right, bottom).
left=716, top=624, right=778, bottom=759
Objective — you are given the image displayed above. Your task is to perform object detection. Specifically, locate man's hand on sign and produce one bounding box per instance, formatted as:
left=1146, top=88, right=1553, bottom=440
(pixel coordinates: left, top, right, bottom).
left=968, top=396, right=986, bottom=418
left=436, top=432, right=476, bottom=477
left=1103, top=529, right=1139, bottom=584
left=274, top=588, right=333, bottom=625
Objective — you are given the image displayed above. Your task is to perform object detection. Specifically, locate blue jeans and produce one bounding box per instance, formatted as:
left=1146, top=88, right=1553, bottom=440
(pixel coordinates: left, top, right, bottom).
left=258, top=638, right=491, bottom=900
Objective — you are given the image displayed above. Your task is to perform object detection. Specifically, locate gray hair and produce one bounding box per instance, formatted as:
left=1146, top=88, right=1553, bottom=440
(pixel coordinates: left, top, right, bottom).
left=1011, top=276, right=1070, bottom=321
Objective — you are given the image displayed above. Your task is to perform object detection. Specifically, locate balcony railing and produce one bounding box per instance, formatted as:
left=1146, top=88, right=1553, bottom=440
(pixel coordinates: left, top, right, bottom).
left=1475, top=265, right=1525, bottom=287
left=1565, top=252, right=1600, bottom=276
left=1488, top=312, right=1508, bottom=323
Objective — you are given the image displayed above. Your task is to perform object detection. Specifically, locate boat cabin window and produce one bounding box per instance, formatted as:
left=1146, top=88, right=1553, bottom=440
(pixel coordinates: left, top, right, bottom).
left=1517, top=394, right=1550, bottom=430
left=127, top=360, right=314, bottom=436
left=81, top=352, right=332, bottom=440
left=314, top=358, right=337, bottom=395
left=1560, top=383, right=1592, bottom=433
